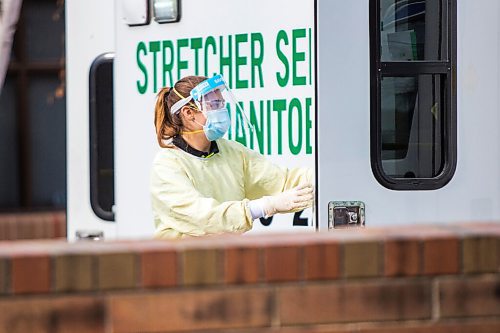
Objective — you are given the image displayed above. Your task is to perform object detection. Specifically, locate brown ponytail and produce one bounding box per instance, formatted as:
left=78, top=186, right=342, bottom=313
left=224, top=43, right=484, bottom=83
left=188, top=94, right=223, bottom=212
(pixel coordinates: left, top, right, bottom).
left=154, top=75, right=208, bottom=148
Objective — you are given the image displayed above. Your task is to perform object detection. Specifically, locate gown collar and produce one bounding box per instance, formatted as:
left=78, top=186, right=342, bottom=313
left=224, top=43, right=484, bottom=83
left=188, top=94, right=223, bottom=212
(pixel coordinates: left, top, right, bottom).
left=172, top=135, right=219, bottom=158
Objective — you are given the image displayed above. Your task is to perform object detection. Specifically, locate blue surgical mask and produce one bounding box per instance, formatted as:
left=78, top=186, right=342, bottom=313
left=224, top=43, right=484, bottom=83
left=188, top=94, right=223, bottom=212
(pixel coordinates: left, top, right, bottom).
left=203, top=108, right=230, bottom=141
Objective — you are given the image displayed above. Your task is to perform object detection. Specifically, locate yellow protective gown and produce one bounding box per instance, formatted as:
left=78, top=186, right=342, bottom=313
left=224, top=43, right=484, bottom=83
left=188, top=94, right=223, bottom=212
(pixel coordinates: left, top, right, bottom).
left=150, top=138, right=312, bottom=239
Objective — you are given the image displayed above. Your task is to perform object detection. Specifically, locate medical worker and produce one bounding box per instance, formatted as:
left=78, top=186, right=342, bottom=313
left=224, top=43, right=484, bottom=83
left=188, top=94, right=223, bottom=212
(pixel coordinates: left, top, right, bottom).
left=151, top=75, right=313, bottom=238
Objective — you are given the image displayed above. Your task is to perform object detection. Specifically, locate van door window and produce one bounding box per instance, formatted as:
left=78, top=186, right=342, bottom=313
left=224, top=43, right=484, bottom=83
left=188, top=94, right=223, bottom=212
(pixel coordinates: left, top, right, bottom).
left=370, top=0, right=456, bottom=190
left=89, top=53, right=115, bottom=221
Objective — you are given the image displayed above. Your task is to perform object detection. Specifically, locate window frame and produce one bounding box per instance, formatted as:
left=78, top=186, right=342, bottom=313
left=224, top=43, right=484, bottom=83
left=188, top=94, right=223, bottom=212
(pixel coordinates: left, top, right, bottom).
left=89, top=53, right=115, bottom=221
left=369, top=0, right=457, bottom=190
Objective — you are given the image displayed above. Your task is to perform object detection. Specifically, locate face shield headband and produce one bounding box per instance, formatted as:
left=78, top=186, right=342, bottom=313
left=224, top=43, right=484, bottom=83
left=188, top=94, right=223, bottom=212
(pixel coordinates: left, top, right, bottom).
left=170, top=74, right=254, bottom=131
left=170, top=75, right=225, bottom=114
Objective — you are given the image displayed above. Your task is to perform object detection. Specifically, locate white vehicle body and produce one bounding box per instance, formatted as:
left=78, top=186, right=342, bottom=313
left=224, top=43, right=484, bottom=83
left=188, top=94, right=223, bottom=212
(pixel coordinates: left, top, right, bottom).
left=66, top=0, right=500, bottom=240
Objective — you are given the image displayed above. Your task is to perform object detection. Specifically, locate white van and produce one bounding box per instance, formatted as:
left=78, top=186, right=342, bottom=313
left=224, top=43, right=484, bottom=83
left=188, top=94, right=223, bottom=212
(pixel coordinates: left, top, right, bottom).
left=66, top=0, right=500, bottom=240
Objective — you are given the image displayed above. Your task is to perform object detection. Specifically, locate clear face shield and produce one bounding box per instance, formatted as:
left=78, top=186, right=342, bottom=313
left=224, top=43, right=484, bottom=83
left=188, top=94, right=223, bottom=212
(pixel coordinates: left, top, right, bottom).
left=170, top=75, right=253, bottom=141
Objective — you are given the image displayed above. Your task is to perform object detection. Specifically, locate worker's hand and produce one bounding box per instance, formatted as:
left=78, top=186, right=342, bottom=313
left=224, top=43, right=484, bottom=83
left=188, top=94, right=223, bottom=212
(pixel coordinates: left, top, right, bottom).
left=263, top=184, right=314, bottom=217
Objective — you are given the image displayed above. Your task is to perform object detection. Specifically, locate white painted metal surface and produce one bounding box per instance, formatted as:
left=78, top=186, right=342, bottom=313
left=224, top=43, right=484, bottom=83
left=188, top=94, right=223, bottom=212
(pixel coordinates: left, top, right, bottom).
left=67, top=0, right=500, bottom=240
left=317, top=0, right=500, bottom=229
left=113, top=0, right=315, bottom=238
left=66, top=0, right=117, bottom=240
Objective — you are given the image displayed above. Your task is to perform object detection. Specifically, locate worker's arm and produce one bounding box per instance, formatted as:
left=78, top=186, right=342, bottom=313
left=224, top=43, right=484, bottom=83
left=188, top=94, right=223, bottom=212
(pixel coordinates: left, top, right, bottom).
left=151, top=159, right=253, bottom=238
left=243, top=146, right=313, bottom=200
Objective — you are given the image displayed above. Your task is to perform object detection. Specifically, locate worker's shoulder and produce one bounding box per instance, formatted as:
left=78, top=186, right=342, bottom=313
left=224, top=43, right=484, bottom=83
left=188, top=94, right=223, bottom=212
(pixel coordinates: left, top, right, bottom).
left=217, top=139, right=254, bottom=155
left=152, top=147, right=181, bottom=165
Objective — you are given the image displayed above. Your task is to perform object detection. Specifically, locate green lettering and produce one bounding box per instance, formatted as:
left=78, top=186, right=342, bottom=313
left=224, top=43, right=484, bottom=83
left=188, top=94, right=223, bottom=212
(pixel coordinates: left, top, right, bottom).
left=251, top=33, right=264, bottom=88
left=204, top=36, right=216, bottom=77
left=308, top=28, right=312, bottom=85
left=220, top=35, right=232, bottom=87
left=249, top=100, right=264, bottom=154
left=305, top=97, right=313, bottom=154
left=149, top=41, right=160, bottom=93
left=276, top=30, right=289, bottom=87
left=190, top=37, right=203, bottom=75
left=292, top=29, right=306, bottom=86
left=288, top=98, right=303, bottom=155
left=177, top=38, right=189, bottom=81
left=136, top=41, right=148, bottom=94
left=273, top=99, right=286, bottom=155
left=235, top=33, right=248, bottom=89
left=162, top=40, right=174, bottom=87
left=235, top=103, right=247, bottom=146
left=267, top=100, right=272, bottom=155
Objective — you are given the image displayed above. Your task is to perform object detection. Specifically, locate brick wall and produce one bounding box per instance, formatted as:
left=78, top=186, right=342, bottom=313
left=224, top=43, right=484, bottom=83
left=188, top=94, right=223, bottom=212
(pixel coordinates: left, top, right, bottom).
left=0, top=211, right=66, bottom=240
left=0, top=223, right=498, bottom=332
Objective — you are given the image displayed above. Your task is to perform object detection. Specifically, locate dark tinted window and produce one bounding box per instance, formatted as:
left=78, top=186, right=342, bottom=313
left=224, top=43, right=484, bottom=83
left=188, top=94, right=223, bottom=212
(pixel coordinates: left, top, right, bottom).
left=89, top=53, right=115, bottom=221
left=380, top=0, right=447, bottom=61
left=380, top=74, right=445, bottom=178
left=370, top=0, right=456, bottom=190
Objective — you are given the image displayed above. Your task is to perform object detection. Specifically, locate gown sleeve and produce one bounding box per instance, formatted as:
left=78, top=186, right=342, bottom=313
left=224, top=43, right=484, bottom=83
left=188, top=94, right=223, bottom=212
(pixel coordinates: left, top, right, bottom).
left=150, top=155, right=253, bottom=239
left=242, top=145, right=313, bottom=200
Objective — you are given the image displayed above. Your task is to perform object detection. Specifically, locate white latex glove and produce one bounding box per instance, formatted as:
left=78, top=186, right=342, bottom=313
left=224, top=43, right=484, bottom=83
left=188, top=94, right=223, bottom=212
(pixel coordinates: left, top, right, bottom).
left=261, top=184, right=314, bottom=217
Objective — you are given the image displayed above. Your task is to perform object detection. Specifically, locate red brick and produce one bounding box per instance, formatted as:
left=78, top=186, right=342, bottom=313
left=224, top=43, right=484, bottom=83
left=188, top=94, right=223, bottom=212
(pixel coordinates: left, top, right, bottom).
left=53, top=211, right=66, bottom=238
left=264, top=246, right=301, bottom=282
left=0, top=212, right=66, bottom=240
left=422, top=237, right=459, bottom=275
left=6, top=216, right=17, bottom=240
left=108, top=288, right=273, bottom=332
left=462, top=237, right=499, bottom=273
left=0, top=295, right=106, bottom=332
left=0, top=258, right=8, bottom=294
left=343, top=241, right=381, bottom=278
left=182, top=248, right=220, bottom=286
left=304, top=242, right=340, bottom=280
left=361, top=323, right=500, bottom=333
left=300, top=320, right=500, bottom=333
left=140, top=250, right=177, bottom=288
left=11, top=255, right=50, bottom=294
left=279, top=279, right=431, bottom=325
left=421, top=321, right=500, bottom=333
left=385, top=239, right=421, bottom=276
left=54, top=254, right=94, bottom=292
left=97, top=253, right=137, bottom=290
left=224, top=247, right=260, bottom=284
left=212, top=319, right=500, bottom=333
left=439, top=275, right=500, bottom=318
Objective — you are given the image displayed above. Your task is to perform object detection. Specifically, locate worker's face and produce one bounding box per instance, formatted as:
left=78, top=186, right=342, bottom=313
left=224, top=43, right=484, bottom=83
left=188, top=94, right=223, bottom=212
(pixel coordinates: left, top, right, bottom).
left=192, top=108, right=207, bottom=127
left=180, top=88, right=227, bottom=131
left=200, top=90, right=226, bottom=111
left=179, top=105, right=205, bottom=132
